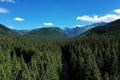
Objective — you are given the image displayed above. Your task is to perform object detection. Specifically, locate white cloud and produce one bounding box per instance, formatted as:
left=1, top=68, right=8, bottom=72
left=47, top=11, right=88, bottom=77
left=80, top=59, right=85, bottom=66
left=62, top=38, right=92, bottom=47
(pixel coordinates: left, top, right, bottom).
left=14, top=17, right=24, bottom=22
left=43, top=22, right=53, bottom=26
left=38, top=26, right=42, bottom=28
left=77, top=14, right=120, bottom=22
left=0, top=0, right=15, bottom=3
left=0, top=7, right=8, bottom=13
left=7, top=26, right=14, bottom=29
left=75, top=25, right=84, bottom=27
left=77, top=9, right=120, bottom=23
left=114, top=9, right=120, bottom=14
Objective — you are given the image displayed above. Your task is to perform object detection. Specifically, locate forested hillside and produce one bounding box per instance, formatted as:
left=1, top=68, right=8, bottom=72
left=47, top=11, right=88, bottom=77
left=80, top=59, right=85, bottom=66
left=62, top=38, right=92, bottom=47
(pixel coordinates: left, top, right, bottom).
left=0, top=35, right=120, bottom=80
left=25, top=27, right=68, bottom=40
left=0, top=24, right=19, bottom=36
left=0, top=19, right=120, bottom=80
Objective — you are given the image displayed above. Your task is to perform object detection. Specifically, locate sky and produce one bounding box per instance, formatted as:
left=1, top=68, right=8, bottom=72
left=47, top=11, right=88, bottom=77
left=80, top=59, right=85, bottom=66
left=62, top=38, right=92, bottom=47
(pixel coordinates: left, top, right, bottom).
left=0, top=0, right=120, bottom=30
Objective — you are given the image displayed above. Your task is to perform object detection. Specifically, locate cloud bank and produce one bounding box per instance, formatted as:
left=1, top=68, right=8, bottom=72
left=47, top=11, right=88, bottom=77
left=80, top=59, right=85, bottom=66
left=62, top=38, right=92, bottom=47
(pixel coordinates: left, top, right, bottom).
left=77, top=9, right=120, bottom=22
left=14, top=17, right=24, bottom=22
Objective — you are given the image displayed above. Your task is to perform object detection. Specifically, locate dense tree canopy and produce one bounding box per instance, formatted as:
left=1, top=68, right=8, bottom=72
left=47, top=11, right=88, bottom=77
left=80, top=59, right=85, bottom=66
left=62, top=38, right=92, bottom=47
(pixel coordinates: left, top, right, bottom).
left=0, top=19, right=120, bottom=80
left=0, top=34, right=119, bottom=80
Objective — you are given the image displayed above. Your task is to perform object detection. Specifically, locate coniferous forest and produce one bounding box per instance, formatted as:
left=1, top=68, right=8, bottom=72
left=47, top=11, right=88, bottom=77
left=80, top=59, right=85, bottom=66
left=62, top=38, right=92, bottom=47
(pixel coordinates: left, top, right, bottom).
left=0, top=19, right=120, bottom=80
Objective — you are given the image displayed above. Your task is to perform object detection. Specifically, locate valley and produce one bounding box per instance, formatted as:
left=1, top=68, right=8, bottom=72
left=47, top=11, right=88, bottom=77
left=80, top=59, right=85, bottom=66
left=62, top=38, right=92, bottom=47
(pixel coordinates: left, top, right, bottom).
left=0, top=19, right=120, bottom=80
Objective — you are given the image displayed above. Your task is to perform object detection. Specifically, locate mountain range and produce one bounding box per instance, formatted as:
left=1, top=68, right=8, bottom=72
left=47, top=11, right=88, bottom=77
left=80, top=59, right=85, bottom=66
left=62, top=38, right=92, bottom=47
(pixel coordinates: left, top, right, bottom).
left=0, top=19, right=120, bottom=80
left=64, top=22, right=106, bottom=37
left=83, top=19, right=120, bottom=36
left=0, top=19, right=120, bottom=39
left=0, top=22, right=105, bottom=39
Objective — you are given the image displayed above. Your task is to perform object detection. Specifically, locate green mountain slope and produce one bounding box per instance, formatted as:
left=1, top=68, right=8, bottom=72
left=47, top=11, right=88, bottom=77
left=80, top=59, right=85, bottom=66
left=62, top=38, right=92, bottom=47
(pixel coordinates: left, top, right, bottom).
left=0, top=24, right=19, bottom=36
left=0, top=24, right=120, bottom=80
left=82, top=19, right=120, bottom=36
left=25, top=27, right=68, bottom=39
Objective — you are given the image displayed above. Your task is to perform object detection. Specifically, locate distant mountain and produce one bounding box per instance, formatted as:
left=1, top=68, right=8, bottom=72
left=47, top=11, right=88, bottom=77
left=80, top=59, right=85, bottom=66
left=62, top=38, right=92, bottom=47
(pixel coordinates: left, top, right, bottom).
left=25, top=27, right=68, bottom=40
left=64, top=22, right=106, bottom=37
left=84, top=22, right=107, bottom=29
left=82, top=19, right=120, bottom=36
left=64, top=27, right=86, bottom=37
left=14, top=30, right=30, bottom=35
left=0, top=24, right=19, bottom=36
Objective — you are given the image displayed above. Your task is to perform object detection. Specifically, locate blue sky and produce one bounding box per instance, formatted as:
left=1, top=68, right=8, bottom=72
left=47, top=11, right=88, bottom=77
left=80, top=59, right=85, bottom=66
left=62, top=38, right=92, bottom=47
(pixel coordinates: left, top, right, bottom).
left=0, top=0, right=120, bottom=30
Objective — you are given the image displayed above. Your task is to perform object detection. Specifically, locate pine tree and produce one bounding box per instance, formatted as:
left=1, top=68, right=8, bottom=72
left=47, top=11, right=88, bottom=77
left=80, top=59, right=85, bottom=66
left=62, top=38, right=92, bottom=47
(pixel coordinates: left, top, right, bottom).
left=0, top=64, right=7, bottom=80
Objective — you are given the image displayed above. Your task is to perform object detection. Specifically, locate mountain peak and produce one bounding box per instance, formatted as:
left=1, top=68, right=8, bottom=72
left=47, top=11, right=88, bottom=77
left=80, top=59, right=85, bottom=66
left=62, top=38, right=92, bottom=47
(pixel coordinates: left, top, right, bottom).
left=64, top=22, right=107, bottom=37
left=25, top=27, right=68, bottom=40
